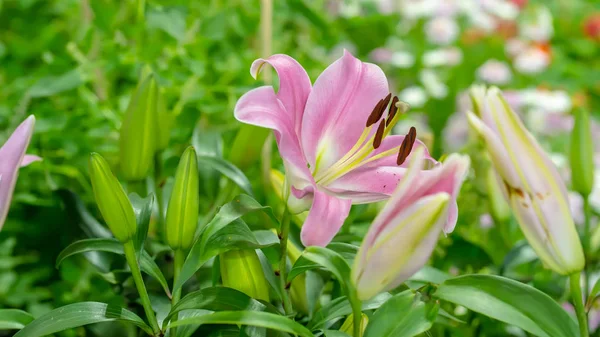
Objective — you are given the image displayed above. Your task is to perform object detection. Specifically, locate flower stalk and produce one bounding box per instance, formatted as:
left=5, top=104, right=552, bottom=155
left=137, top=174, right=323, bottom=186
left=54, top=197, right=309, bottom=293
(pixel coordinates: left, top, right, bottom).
left=123, top=240, right=160, bottom=335
left=278, top=206, right=294, bottom=315
left=570, top=272, right=589, bottom=337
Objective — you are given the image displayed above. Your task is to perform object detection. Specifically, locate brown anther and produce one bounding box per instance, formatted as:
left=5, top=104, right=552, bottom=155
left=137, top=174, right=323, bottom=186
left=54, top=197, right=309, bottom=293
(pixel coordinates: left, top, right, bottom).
left=386, top=96, right=400, bottom=126
left=274, top=270, right=280, bottom=276
left=373, top=120, right=386, bottom=149
left=396, top=126, right=417, bottom=165
left=366, top=93, right=392, bottom=127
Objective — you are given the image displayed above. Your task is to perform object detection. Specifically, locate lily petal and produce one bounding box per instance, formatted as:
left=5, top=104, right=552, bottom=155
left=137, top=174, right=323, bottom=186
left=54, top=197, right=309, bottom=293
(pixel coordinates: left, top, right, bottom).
left=300, top=189, right=352, bottom=247
left=353, top=193, right=450, bottom=300
left=301, top=50, right=389, bottom=174
left=21, top=155, right=42, bottom=167
left=251, top=54, right=312, bottom=137
left=0, top=116, right=36, bottom=230
left=234, top=86, right=312, bottom=188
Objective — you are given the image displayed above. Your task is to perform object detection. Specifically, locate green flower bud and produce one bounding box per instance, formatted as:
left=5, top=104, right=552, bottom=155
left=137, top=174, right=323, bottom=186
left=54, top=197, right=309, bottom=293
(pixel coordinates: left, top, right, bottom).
left=569, top=108, right=595, bottom=196
left=89, top=153, right=137, bottom=242
left=340, top=313, right=368, bottom=337
left=220, top=249, right=270, bottom=302
left=119, top=74, right=158, bottom=181
left=165, top=146, right=200, bottom=251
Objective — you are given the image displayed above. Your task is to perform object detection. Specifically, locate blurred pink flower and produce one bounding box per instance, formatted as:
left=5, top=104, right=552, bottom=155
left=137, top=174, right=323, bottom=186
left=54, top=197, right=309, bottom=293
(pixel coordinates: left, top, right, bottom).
left=235, top=51, right=435, bottom=246
left=0, top=116, right=40, bottom=231
left=479, top=213, right=494, bottom=229
left=563, top=302, right=600, bottom=333
left=477, top=59, right=512, bottom=85
left=425, top=17, right=459, bottom=45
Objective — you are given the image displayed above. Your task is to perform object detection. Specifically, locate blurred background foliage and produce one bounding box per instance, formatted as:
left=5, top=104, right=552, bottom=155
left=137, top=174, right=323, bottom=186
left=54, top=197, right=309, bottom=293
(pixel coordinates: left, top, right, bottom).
left=1, top=0, right=600, bottom=336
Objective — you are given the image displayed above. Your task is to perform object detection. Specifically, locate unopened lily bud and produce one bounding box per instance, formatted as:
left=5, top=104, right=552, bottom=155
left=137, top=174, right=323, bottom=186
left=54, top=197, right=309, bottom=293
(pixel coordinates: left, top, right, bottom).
left=119, top=74, right=158, bottom=181
left=468, top=85, right=584, bottom=275
left=569, top=108, right=595, bottom=196
left=89, top=153, right=137, bottom=242
left=485, top=166, right=511, bottom=223
left=220, top=249, right=270, bottom=301
left=165, top=147, right=199, bottom=251
left=340, top=313, right=369, bottom=337
left=352, top=149, right=469, bottom=300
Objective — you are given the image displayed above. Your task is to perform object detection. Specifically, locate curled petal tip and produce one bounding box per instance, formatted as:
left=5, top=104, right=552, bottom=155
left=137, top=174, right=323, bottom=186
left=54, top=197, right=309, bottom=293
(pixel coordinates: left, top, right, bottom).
left=250, top=58, right=267, bottom=80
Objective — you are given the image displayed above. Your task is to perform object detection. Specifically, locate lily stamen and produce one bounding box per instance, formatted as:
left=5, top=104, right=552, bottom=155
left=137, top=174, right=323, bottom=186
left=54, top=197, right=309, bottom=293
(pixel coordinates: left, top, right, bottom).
left=316, top=97, right=413, bottom=185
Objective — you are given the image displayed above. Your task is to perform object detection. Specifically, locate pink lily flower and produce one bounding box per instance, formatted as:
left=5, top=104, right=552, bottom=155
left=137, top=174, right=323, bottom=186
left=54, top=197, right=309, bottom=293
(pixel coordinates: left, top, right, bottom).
left=235, top=51, right=435, bottom=246
left=352, top=148, right=470, bottom=300
left=0, top=115, right=40, bottom=230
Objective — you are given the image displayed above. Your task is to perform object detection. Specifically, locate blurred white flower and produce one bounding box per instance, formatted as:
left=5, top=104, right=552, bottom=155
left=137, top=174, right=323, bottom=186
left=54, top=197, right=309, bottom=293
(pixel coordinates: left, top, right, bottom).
left=460, top=0, right=497, bottom=32
left=424, top=16, right=459, bottom=45
left=481, top=0, right=520, bottom=21
left=520, top=6, right=554, bottom=42
left=400, top=0, right=443, bottom=19
left=521, top=89, right=571, bottom=114
left=423, top=47, right=463, bottom=67
left=399, top=86, right=428, bottom=108
left=390, top=51, right=416, bottom=68
left=476, top=59, right=512, bottom=85
left=590, top=170, right=600, bottom=211
left=420, top=69, right=448, bottom=99
left=505, top=38, right=528, bottom=57
left=513, top=47, right=550, bottom=74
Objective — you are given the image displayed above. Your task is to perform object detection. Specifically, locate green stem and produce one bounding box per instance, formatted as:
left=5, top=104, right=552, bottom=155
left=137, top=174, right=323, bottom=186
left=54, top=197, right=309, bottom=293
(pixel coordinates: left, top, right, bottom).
left=571, top=273, right=589, bottom=337
left=278, top=207, right=293, bottom=315
left=349, top=292, right=363, bottom=337
left=154, top=152, right=165, bottom=240
left=170, top=249, right=185, bottom=337
left=123, top=241, right=160, bottom=335
left=136, top=0, right=145, bottom=22
left=583, top=195, right=592, bottom=299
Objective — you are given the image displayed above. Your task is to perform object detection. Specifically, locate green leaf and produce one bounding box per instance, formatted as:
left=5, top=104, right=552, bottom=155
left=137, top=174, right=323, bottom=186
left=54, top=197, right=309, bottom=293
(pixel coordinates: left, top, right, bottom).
left=309, top=293, right=392, bottom=330
left=202, top=219, right=278, bottom=259
left=0, top=309, right=33, bottom=330
left=56, top=238, right=170, bottom=297
left=163, top=287, right=276, bottom=329
left=323, top=331, right=351, bottom=337
left=193, top=122, right=223, bottom=198
left=130, top=193, right=154, bottom=258
left=288, top=243, right=357, bottom=282
left=29, top=69, right=86, bottom=98
left=197, top=156, right=253, bottom=196
left=364, top=290, right=437, bottom=337
left=434, top=275, right=578, bottom=337
left=56, top=189, right=112, bottom=238
left=175, top=195, right=278, bottom=292
left=587, top=278, right=600, bottom=309
left=169, top=311, right=313, bottom=337
left=13, top=302, right=153, bottom=337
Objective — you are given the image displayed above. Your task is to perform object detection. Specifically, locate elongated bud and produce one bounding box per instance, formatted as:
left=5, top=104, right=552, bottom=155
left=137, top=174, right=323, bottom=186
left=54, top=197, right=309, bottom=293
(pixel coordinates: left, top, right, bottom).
left=468, top=85, right=584, bottom=274
left=119, top=74, right=158, bottom=181
left=485, top=166, right=511, bottom=223
left=89, top=153, right=137, bottom=242
left=165, top=147, right=200, bottom=251
left=340, top=313, right=369, bottom=337
left=220, top=249, right=270, bottom=301
left=569, top=108, right=595, bottom=196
